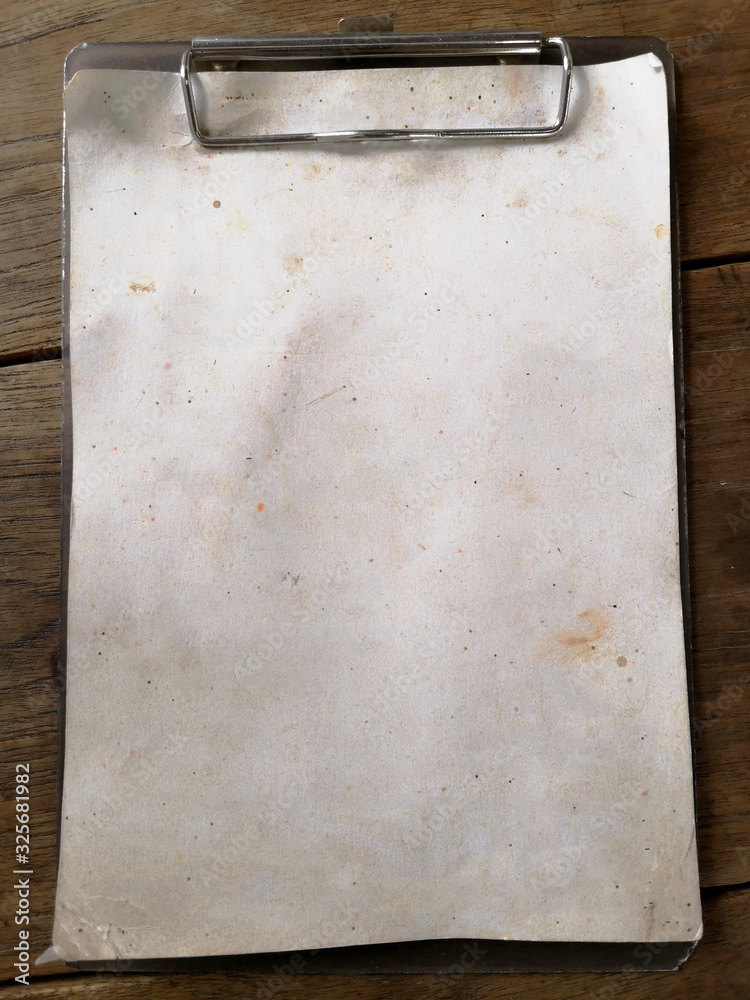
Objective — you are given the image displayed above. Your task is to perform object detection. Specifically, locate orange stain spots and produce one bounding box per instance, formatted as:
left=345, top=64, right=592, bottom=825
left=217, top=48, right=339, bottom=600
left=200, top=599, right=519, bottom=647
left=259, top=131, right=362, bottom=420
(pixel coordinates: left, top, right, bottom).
left=438, top=430, right=443, bottom=434
left=257, top=502, right=265, bottom=511
left=641, top=790, right=649, bottom=796
left=556, top=608, right=609, bottom=657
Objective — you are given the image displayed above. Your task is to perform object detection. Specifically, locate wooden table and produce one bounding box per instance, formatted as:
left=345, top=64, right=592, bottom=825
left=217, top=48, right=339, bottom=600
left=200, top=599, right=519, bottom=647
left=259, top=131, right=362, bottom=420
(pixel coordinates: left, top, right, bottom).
left=1, top=2, right=748, bottom=997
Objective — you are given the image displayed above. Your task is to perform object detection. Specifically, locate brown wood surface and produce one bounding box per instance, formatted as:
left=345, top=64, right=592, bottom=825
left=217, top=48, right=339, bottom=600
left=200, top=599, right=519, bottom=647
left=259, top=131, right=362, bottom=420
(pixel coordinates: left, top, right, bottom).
left=1, top=1, right=749, bottom=997
left=684, top=262, right=750, bottom=894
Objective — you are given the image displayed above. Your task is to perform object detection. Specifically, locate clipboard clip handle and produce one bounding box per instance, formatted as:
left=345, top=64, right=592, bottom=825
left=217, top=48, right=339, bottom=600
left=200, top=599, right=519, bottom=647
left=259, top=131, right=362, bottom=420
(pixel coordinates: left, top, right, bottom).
left=181, top=30, right=572, bottom=147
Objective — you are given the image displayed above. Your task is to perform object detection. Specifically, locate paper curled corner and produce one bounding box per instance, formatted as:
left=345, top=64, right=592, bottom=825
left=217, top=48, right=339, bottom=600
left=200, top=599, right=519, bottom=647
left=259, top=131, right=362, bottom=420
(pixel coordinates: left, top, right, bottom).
left=35, top=945, right=63, bottom=966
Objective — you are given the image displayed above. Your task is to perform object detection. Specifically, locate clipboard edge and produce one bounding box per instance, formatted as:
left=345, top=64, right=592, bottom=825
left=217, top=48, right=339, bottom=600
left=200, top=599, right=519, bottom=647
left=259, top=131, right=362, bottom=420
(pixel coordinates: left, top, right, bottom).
left=55, top=36, right=696, bottom=975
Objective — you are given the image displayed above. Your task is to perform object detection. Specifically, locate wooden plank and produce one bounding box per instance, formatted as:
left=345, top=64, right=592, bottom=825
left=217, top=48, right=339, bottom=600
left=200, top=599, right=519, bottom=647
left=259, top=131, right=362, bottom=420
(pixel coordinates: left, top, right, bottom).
left=1, top=0, right=749, bottom=360
left=676, top=30, right=750, bottom=264
left=0, top=361, right=63, bottom=983
left=0, top=888, right=747, bottom=999
left=683, top=263, right=750, bottom=886
left=683, top=262, right=750, bottom=355
left=0, top=362, right=60, bottom=478
left=0, top=136, right=61, bottom=364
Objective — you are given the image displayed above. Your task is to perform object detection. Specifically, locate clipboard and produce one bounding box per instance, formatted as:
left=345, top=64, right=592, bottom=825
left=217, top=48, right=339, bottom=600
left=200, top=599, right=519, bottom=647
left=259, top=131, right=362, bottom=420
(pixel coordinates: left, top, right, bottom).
left=53, top=23, right=700, bottom=973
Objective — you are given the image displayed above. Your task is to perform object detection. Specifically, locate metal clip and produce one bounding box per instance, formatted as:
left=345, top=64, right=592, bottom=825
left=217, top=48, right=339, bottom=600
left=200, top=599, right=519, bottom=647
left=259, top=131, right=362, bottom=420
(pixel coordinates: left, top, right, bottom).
left=180, top=30, right=572, bottom=147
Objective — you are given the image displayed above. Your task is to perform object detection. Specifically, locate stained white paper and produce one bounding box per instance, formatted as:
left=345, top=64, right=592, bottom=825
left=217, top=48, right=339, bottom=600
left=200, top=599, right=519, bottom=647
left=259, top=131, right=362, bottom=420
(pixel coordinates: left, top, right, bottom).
left=54, top=54, right=702, bottom=961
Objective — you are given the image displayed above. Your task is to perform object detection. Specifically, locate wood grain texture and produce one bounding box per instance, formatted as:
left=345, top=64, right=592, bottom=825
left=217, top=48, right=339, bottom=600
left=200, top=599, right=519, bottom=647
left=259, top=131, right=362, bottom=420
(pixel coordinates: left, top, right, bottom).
left=683, top=263, right=750, bottom=890
left=0, top=888, right=748, bottom=999
left=0, top=361, right=60, bottom=978
left=0, top=361, right=62, bottom=984
left=0, top=0, right=749, bottom=361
